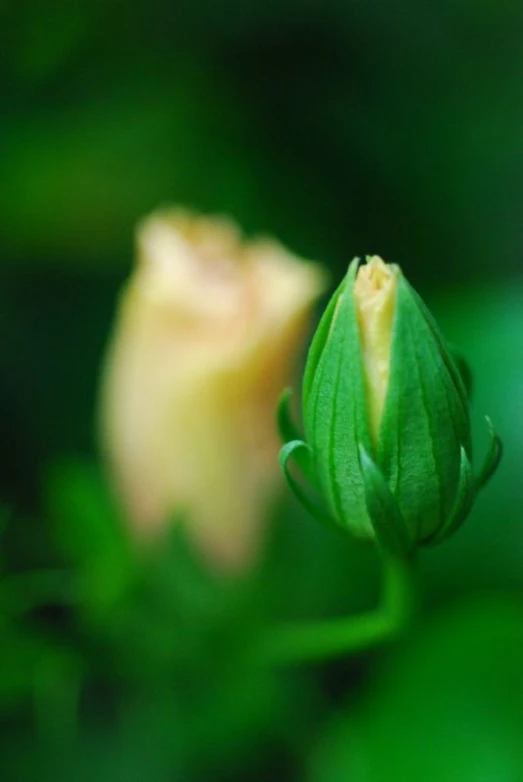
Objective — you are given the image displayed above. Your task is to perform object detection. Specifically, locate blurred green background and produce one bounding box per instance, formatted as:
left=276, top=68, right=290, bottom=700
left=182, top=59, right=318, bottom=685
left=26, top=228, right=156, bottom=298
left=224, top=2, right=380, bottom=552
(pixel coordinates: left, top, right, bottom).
left=1, top=1, right=523, bottom=780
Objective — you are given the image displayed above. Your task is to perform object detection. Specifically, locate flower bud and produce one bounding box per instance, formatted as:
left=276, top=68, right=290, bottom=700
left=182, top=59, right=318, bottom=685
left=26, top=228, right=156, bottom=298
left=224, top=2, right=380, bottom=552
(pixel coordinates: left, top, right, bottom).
left=99, top=208, right=328, bottom=572
left=280, top=256, right=502, bottom=555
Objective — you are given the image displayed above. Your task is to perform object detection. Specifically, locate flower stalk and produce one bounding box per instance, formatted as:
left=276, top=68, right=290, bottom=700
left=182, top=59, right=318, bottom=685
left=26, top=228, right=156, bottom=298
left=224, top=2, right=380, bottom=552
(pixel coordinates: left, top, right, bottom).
left=257, top=551, right=417, bottom=666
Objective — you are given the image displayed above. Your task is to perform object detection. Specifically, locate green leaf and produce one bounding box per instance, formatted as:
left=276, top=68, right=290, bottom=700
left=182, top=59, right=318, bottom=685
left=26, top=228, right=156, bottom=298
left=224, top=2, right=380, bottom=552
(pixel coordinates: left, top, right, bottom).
left=476, top=416, right=503, bottom=491
left=358, top=445, right=412, bottom=557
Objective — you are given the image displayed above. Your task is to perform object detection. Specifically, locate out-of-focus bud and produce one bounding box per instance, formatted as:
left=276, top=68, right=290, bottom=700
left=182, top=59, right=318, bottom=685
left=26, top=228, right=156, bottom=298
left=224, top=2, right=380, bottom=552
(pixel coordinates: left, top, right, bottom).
left=279, top=256, right=502, bottom=556
left=99, top=208, right=328, bottom=572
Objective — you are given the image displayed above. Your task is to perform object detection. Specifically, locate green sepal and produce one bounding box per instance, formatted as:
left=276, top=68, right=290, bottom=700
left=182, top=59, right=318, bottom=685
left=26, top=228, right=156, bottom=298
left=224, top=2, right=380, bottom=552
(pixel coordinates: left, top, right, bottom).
left=424, top=446, right=475, bottom=546
left=476, top=417, right=503, bottom=491
left=378, top=277, right=472, bottom=540
left=304, top=259, right=374, bottom=538
left=358, top=445, right=413, bottom=558
left=277, top=388, right=315, bottom=483
left=279, top=441, right=333, bottom=527
left=449, top=346, right=473, bottom=400
left=301, top=272, right=347, bottom=410
left=277, top=388, right=300, bottom=443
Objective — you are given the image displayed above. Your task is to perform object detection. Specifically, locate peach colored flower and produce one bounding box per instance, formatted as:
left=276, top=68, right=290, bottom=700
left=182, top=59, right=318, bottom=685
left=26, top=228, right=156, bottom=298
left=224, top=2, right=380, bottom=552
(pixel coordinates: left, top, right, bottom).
left=99, top=208, right=328, bottom=572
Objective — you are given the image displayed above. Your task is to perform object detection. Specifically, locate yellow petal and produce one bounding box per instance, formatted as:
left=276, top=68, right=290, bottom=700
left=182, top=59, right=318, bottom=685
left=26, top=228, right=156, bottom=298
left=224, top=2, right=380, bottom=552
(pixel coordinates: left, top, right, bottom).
left=353, top=256, right=400, bottom=446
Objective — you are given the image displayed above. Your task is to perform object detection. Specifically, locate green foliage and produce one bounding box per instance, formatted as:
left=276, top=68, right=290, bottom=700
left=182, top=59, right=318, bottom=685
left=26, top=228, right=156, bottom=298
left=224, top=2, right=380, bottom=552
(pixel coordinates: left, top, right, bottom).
left=310, top=596, right=523, bottom=782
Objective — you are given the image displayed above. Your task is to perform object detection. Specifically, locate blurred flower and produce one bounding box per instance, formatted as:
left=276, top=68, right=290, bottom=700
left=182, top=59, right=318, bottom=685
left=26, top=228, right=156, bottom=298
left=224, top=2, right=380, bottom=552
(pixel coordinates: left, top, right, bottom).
left=99, top=208, right=327, bottom=572
left=280, top=256, right=502, bottom=556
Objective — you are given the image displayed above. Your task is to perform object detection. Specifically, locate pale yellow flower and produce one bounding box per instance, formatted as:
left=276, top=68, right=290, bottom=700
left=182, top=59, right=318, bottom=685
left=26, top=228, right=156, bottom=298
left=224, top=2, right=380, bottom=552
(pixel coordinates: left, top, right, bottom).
left=353, top=256, right=399, bottom=445
left=99, top=208, right=327, bottom=572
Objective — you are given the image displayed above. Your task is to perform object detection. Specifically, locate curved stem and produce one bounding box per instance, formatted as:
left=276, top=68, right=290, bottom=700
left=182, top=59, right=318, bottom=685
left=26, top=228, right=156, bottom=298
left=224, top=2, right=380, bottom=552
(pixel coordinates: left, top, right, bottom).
left=256, top=552, right=417, bottom=666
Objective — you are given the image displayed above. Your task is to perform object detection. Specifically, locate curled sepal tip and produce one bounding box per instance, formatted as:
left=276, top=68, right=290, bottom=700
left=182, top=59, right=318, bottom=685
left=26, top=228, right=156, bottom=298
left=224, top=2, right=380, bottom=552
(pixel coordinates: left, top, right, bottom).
left=279, top=441, right=333, bottom=527
left=358, top=445, right=413, bottom=558
left=449, top=347, right=473, bottom=400
left=277, top=388, right=301, bottom=447
left=277, top=389, right=316, bottom=482
left=476, top=416, right=503, bottom=491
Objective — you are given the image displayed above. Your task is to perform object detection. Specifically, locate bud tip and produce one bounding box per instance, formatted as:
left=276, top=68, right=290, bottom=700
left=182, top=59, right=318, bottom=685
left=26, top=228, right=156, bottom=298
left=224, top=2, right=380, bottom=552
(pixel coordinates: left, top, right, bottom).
left=353, top=256, right=399, bottom=445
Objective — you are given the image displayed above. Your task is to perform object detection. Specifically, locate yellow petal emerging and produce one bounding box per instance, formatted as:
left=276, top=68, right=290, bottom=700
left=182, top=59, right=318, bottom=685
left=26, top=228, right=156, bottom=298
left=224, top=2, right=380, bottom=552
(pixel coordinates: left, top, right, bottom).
left=353, top=256, right=399, bottom=445
left=99, top=208, right=328, bottom=573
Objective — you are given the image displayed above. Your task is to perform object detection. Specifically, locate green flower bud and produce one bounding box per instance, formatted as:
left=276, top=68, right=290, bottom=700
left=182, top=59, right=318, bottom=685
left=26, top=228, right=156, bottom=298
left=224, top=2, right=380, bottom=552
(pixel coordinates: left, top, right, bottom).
left=279, top=256, right=502, bottom=556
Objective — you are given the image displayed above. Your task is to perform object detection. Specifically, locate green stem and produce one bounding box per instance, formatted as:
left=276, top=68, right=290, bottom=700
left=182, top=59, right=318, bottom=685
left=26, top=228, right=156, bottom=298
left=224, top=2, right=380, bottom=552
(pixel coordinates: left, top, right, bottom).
left=257, top=552, right=417, bottom=666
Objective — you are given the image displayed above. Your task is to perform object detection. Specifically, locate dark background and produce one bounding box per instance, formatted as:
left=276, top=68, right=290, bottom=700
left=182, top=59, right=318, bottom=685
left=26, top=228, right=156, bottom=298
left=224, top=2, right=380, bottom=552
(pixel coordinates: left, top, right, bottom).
left=1, top=1, right=523, bottom=780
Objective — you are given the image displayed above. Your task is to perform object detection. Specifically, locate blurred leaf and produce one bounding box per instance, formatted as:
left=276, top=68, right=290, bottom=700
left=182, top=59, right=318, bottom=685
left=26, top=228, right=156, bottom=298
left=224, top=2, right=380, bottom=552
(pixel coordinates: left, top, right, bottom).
left=44, top=460, right=252, bottom=678
left=40, top=695, right=185, bottom=782
left=176, top=665, right=314, bottom=778
left=105, top=523, right=249, bottom=679
left=44, top=457, right=137, bottom=621
left=0, top=570, right=76, bottom=618
left=0, top=625, right=82, bottom=716
left=0, top=629, right=47, bottom=704
left=310, top=596, right=523, bottom=782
